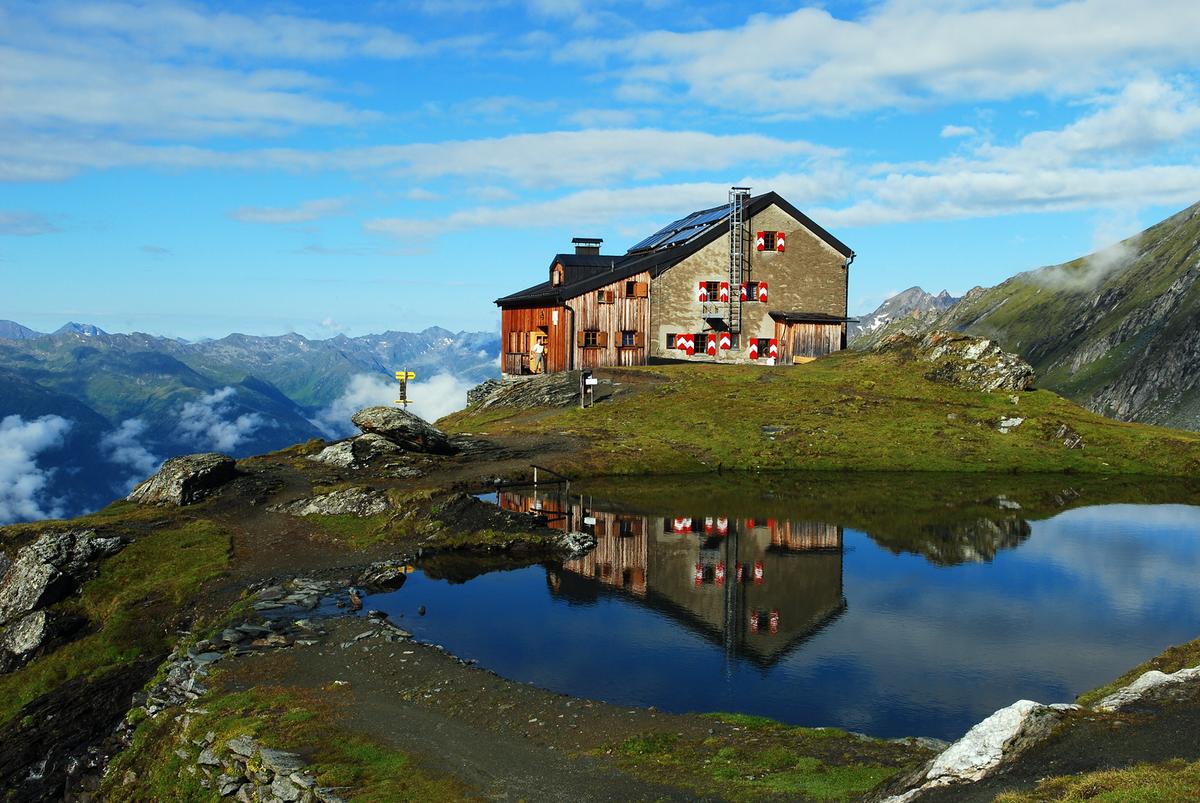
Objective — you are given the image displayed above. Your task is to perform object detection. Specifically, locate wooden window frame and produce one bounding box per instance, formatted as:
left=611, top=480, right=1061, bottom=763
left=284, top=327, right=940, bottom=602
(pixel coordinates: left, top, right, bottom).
left=745, top=281, right=760, bottom=302
left=624, top=280, right=648, bottom=298
left=619, top=330, right=643, bottom=348
left=581, top=330, right=607, bottom=349
left=760, top=231, right=776, bottom=251
left=596, top=289, right=614, bottom=304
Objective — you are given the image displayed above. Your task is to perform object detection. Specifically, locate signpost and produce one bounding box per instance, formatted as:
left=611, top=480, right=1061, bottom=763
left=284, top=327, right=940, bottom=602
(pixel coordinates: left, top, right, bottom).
left=394, top=370, right=415, bottom=406
left=579, top=370, right=599, bottom=408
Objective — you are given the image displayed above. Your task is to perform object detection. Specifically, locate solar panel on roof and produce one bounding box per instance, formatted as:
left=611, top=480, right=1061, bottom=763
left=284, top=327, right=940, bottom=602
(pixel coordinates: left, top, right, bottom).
left=627, top=203, right=730, bottom=252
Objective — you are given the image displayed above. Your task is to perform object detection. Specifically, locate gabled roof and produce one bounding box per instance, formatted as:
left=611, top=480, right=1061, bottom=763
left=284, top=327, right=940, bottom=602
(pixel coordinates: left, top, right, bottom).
left=496, top=192, right=854, bottom=308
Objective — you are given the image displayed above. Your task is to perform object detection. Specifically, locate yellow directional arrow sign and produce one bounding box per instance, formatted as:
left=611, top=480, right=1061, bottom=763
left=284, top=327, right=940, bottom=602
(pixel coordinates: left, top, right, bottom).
left=395, top=371, right=416, bottom=380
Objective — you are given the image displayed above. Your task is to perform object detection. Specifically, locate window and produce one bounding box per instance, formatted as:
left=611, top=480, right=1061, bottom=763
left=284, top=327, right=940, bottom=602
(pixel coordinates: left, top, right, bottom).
left=552, top=266, right=563, bottom=286
left=704, top=281, right=720, bottom=300
left=760, top=231, right=776, bottom=251
left=596, top=290, right=614, bottom=304
left=581, top=330, right=607, bottom=348
left=727, top=333, right=740, bottom=350
left=695, top=332, right=708, bottom=355
left=624, top=280, right=648, bottom=298
left=620, top=330, right=643, bottom=348
left=757, top=338, right=771, bottom=356
left=666, top=332, right=677, bottom=349
left=745, top=281, right=759, bottom=301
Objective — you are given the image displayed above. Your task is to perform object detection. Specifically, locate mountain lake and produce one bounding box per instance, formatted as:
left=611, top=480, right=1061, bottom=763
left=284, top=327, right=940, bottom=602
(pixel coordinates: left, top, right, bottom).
left=352, top=474, right=1200, bottom=741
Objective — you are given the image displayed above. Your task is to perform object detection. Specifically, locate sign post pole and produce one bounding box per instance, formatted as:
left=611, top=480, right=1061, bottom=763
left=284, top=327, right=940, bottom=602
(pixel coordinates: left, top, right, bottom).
left=394, top=370, right=416, bottom=406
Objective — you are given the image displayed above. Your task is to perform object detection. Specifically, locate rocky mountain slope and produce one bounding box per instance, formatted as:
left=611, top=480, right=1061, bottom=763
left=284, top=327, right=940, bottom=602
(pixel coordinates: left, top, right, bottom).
left=0, top=324, right=498, bottom=522
left=848, top=287, right=958, bottom=341
left=854, top=201, right=1200, bottom=431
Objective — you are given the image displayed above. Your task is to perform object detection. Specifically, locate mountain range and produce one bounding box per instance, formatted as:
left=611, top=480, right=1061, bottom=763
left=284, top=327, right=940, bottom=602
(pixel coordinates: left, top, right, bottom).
left=847, top=287, right=959, bottom=341
left=0, top=324, right=498, bottom=522
left=852, top=200, right=1200, bottom=431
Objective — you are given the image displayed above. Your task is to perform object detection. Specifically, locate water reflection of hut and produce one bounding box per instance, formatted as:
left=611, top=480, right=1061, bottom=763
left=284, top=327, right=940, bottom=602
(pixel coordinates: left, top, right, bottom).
left=507, top=490, right=847, bottom=668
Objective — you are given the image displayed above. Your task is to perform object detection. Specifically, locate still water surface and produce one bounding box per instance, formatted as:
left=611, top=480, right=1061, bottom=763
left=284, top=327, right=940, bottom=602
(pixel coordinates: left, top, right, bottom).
left=366, top=475, right=1200, bottom=740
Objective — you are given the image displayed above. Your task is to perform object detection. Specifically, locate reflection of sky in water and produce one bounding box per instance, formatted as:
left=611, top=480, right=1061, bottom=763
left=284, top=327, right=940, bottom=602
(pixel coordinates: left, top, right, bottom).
left=368, top=503, right=1200, bottom=740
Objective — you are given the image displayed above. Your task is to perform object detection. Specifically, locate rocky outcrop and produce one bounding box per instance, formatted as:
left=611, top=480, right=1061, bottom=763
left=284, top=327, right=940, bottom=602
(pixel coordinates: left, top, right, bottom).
left=874, top=331, right=1036, bottom=392
left=350, top=407, right=454, bottom=454
left=306, top=433, right=406, bottom=469
left=127, top=453, right=237, bottom=506
left=1094, top=665, right=1200, bottom=712
left=468, top=371, right=608, bottom=410
left=269, top=487, right=391, bottom=518
left=0, top=529, right=123, bottom=627
left=882, top=700, right=1078, bottom=801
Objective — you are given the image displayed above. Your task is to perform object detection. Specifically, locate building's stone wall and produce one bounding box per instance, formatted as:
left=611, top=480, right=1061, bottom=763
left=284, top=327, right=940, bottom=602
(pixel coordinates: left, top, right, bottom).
left=649, top=204, right=849, bottom=362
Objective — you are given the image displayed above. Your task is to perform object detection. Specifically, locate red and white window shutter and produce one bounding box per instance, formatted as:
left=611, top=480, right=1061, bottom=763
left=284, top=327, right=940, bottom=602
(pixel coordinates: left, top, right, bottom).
left=719, top=281, right=729, bottom=302
left=776, top=232, right=786, bottom=252
left=740, top=283, right=748, bottom=301
left=748, top=340, right=759, bottom=360
left=719, top=332, right=731, bottom=350
left=755, top=231, right=766, bottom=251
left=706, top=334, right=718, bottom=356
left=769, top=338, right=779, bottom=360
left=697, top=281, right=708, bottom=302
left=757, top=282, right=769, bottom=303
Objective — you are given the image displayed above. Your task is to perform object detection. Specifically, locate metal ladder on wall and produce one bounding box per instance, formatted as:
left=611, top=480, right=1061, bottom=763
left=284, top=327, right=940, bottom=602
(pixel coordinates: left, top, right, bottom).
left=727, top=187, right=751, bottom=335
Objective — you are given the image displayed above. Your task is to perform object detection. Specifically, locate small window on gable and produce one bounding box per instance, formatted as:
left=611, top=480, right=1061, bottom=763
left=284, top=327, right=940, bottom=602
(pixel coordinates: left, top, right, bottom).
left=597, top=289, right=614, bottom=304
left=757, top=231, right=776, bottom=252
left=624, top=280, right=648, bottom=298
left=552, top=266, right=563, bottom=286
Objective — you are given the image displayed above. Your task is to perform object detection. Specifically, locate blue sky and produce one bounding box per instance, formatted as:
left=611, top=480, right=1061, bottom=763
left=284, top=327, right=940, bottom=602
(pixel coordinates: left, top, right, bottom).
left=1, top=0, right=1198, bottom=339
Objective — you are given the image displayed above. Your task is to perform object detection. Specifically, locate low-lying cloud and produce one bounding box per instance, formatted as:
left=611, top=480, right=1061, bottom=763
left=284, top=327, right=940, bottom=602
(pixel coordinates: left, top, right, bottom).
left=177, top=387, right=265, bottom=452
left=314, top=372, right=475, bottom=438
left=1031, top=212, right=1142, bottom=292
left=0, top=414, right=72, bottom=524
left=100, top=417, right=162, bottom=491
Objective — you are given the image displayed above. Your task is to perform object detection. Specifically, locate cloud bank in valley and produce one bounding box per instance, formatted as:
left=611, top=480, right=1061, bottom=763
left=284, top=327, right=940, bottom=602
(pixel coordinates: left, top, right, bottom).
left=177, top=387, right=265, bottom=452
left=101, top=417, right=162, bottom=491
left=0, top=414, right=72, bottom=524
left=315, top=372, right=474, bottom=438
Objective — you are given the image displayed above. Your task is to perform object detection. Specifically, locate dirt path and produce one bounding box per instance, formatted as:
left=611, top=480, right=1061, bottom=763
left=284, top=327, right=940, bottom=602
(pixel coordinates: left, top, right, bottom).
left=222, top=618, right=716, bottom=801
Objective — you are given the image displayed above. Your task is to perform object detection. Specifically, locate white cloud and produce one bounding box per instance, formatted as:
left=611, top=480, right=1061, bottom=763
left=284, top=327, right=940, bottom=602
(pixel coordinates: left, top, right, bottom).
left=0, top=210, right=59, bottom=236
left=0, top=414, right=72, bottom=524
left=314, top=372, right=474, bottom=438
left=177, top=387, right=264, bottom=452
left=940, top=125, right=976, bottom=138
left=100, top=418, right=161, bottom=491
left=229, top=198, right=348, bottom=225
left=1030, top=208, right=1144, bottom=291
left=578, top=0, right=1200, bottom=116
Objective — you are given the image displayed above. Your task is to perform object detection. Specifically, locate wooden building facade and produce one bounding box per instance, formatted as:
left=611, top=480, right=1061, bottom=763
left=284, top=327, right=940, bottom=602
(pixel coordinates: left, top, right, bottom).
left=495, top=192, right=855, bottom=376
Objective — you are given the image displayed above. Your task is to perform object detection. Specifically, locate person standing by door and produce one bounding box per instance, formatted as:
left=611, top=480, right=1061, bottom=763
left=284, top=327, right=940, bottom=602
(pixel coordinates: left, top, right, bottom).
left=531, top=337, right=545, bottom=374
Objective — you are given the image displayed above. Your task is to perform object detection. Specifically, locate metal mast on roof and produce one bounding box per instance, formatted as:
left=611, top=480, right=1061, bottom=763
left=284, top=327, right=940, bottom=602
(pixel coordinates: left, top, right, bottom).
left=728, top=187, right=751, bottom=335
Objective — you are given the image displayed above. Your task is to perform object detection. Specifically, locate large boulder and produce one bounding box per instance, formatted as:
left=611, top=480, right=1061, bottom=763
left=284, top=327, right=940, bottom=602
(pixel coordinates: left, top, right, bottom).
left=127, top=453, right=237, bottom=506
left=0, top=530, right=123, bottom=626
left=0, top=610, right=85, bottom=673
left=875, top=331, right=1036, bottom=392
left=269, top=487, right=391, bottom=518
left=307, top=433, right=402, bottom=468
left=1094, top=665, right=1200, bottom=712
left=470, top=372, right=607, bottom=410
left=350, top=407, right=453, bottom=454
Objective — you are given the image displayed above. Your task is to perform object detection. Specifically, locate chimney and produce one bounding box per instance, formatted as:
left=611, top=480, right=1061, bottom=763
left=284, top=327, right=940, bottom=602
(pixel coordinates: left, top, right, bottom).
left=572, top=237, right=602, bottom=256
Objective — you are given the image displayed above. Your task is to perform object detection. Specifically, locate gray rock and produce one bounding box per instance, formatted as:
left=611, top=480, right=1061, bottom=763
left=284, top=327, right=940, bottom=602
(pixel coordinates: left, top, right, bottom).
left=875, top=331, right=1036, bottom=392
left=0, top=530, right=123, bottom=626
left=272, top=775, right=302, bottom=802
left=218, top=775, right=242, bottom=796
left=270, top=487, right=391, bottom=518
left=0, top=609, right=51, bottom=657
left=558, top=531, right=597, bottom=559
left=198, top=748, right=221, bottom=766
left=315, top=790, right=350, bottom=803
left=289, top=773, right=317, bottom=789
left=998, top=416, right=1025, bottom=433
left=1094, top=665, right=1200, bottom=712
left=127, top=453, right=237, bottom=506
left=356, top=562, right=410, bottom=590
left=225, top=735, right=258, bottom=757
left=471, top=371, right=604, bottom=410
left=259, top=747, right=305, bottom=774
left=306, top=433, right=405, bottom=468
left=350, top=407, right=454, bottom=454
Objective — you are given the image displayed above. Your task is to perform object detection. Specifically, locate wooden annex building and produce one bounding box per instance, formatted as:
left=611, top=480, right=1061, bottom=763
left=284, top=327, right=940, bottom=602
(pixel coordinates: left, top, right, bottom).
left=495, top=189, right=856, bottom=376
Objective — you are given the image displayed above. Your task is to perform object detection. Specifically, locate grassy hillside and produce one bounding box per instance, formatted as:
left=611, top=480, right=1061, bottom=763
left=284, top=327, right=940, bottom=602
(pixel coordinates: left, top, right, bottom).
left=858, top=201, right=1200, bottom=429
left=439, top=354, right=1200, bottom=476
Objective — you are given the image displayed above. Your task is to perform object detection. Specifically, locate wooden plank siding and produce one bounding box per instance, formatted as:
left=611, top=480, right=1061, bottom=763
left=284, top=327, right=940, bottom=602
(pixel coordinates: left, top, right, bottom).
left=500, top=305, right=569, bottom=375
left=567, top=270, right=651, bottom=371
left=775, top=321, right=842, bottom=362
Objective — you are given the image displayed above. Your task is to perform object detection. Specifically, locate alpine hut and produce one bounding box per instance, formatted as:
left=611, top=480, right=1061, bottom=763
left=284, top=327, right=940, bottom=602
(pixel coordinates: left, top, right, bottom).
left=495, top=188, right=855, bottom=376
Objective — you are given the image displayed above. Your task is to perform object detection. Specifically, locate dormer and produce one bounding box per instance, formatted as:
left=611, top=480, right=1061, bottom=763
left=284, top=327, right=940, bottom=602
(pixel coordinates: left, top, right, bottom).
left=551, top=263, right=564, bottom=286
